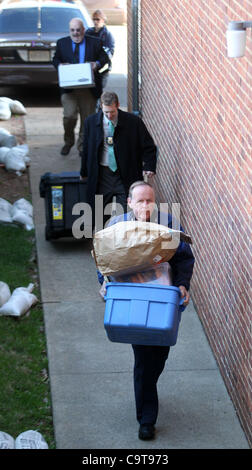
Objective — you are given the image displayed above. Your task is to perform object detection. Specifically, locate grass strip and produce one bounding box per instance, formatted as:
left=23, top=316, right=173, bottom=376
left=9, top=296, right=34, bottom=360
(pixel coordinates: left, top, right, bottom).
left=0, top=225, right=55, bottom=448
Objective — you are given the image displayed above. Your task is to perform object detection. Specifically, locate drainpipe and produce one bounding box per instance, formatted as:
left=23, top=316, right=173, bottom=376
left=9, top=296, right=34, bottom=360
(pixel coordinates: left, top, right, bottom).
left=131, top=0, right=141, bottom=116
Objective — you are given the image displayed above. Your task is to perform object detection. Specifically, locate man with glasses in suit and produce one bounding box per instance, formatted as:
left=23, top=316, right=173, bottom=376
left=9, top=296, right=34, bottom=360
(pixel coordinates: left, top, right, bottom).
left=53, top=18, right=109, bottom=156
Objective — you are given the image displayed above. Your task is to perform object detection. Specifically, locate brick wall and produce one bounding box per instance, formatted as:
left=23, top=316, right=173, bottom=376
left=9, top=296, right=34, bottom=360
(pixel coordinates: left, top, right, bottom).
left=128, top=0, right=251, bottom=445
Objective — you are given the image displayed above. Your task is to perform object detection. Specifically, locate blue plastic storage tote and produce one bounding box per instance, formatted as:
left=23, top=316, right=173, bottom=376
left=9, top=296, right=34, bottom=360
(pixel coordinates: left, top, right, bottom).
left=104, top=283, right=184, bottom=346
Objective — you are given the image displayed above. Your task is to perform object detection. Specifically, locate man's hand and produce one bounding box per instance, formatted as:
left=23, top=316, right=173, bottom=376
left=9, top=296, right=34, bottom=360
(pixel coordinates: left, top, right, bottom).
left=179, top=285, right=190, bottom=306
left=80, top=176, right=88, bottom=182
left=90, top=61, right=98, bottom=71
left=142, top=171, right=155, bottom=181
left=99, top=280, right=107, bottom=301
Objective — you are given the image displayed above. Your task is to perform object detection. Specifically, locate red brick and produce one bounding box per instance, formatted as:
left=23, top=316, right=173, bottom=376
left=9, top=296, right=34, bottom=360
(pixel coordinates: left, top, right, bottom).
left=128, top=0, right=252, bottom=445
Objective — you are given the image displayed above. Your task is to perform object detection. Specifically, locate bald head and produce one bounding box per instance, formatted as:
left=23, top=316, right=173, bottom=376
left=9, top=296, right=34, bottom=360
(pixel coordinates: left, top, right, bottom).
left=69, top=18, right=85, bottom=43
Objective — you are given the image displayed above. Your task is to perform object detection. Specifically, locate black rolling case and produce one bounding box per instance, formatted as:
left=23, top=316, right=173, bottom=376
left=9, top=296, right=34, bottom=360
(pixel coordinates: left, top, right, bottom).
left=39, top=171, right=88, bottom=240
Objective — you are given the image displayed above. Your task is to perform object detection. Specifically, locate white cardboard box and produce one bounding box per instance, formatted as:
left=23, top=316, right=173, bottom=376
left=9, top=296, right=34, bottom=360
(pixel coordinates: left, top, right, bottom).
left=58, top=63, right=95, bottom=89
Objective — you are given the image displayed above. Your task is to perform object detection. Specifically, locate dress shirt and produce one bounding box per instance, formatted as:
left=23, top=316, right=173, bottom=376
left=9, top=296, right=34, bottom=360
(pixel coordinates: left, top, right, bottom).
left=100, top=115, right=118, bottom=167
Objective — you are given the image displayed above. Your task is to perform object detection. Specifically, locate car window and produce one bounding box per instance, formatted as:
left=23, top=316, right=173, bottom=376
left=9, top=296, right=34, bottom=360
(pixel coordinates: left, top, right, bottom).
left=0, top=7, right=89, bottom=34
left=41, top=8, right=88, bottom=33
left=0, top=8, right=38, bottom=33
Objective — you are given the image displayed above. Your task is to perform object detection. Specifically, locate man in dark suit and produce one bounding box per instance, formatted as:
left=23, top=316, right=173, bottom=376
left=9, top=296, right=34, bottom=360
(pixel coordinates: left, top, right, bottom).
left=80, top=91, right=157, bottom=226
left=53, top=18, right=109, bottom=156
left=100, top=181, right=195, bottom=440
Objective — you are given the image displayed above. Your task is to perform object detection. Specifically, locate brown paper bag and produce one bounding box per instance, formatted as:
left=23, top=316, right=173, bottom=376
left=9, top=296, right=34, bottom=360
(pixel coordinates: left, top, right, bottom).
left=92, top=220, right=191, bottom=276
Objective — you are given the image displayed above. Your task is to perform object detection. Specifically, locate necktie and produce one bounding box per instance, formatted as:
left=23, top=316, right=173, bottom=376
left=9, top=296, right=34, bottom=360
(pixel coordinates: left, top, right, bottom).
left=73, top=43, right=79, bottom=63
left=108, top=120, right=117, bottom=172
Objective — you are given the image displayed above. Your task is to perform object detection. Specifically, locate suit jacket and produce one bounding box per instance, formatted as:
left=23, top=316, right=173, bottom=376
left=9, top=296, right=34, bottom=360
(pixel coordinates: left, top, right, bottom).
left=80, top=109, right=157, bottom=209
left=52, top=34, right=109, bottom=98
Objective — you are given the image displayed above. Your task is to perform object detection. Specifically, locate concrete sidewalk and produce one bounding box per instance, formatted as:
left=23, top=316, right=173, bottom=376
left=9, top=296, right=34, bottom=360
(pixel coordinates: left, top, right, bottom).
left=26, top=105, right=249, bottom=450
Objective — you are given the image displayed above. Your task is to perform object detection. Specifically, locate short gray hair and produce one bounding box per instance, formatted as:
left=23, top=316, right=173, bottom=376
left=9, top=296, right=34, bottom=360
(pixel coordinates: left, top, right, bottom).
left=128, top=181, right=155, bottom=199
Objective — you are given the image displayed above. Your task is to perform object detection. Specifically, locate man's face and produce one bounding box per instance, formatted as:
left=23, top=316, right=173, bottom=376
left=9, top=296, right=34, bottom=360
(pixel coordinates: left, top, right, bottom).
left=69, top=19, right=85, bottom=43
left=128, top=185, right=155, bottom=222
left=102, top=103, right=119, bottom=122
left=93, top=15, right=105, bottom=32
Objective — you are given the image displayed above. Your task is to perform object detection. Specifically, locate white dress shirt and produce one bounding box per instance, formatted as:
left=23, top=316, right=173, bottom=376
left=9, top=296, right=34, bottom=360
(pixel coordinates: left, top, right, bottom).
left=99, top=115, right=117, bottom=167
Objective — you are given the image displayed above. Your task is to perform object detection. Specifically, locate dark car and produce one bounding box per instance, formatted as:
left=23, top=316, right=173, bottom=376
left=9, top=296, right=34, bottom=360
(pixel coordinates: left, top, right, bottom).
left=0, top=0, right=92, bottom=86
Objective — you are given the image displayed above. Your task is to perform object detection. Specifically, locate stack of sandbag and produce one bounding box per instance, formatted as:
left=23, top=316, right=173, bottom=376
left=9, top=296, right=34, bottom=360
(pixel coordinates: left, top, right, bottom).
left=0, top=97, right=27, bottom=120
left=0, top=282, right=38, bottom=317
left=0, top=197, right=34, bottom=230
left=0, top=127, right=30, bottom=174
left=0, top=430, right=48, bottom=449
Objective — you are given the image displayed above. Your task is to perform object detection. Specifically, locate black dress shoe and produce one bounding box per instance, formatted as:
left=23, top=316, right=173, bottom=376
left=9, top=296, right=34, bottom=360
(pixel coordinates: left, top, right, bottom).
left=138, top=424, right=155, bottom=440
left=61, top=144, right=72, bottom=155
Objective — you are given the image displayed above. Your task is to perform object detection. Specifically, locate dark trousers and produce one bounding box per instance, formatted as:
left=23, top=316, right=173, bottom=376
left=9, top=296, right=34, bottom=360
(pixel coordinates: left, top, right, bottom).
left=132, top=344, right=170, bottom=425
left=97, top=165, right=128, bottom=225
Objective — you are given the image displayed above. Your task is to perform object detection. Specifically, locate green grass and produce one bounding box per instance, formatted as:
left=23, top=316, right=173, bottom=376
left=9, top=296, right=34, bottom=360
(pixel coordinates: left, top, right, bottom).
left=0, top=225, right=55, bottom=448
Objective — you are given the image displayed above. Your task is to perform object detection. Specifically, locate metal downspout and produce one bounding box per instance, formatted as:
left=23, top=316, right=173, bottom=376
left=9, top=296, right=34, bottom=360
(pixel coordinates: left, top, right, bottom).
left=131, top=0, right=141, bottom=116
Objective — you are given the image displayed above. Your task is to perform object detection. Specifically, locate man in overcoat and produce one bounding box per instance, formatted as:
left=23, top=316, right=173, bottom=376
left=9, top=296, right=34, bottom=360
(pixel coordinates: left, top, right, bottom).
left=80, top=91, right=157, bottom=225
left=53, top=18, right=109, bottom=156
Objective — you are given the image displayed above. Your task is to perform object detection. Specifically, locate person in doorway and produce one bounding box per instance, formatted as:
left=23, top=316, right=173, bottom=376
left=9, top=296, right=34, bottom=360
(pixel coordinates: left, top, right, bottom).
left=101, top=180, right=195, bottom=440
left=86, top=9, right=115, bottom=92
left=53, top=17, right=109, bottom=156
left=80, top=91, right=157, bottom=224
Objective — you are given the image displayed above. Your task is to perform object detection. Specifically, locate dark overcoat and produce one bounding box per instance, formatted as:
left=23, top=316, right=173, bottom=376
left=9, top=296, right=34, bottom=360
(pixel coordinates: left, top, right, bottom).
left=52, top=34, right=109, bottom=98
left=80, top=109, right=157, bottom=209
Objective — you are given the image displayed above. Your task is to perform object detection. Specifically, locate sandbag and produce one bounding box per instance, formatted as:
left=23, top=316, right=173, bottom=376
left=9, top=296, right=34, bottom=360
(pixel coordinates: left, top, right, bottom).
left=0, top=197, right=13, bottom=224
left=3, top=148, right=26, bottom=172
left=0, top=97, right=27, bottom=120
left=11, top=198, right=34, bottom=230
left=0, top=283, right=38, bottom=317
left=93, top=220, right=190, bottom=277
left=0, top=101, right=11, bottom=120
left=9, top=99, right=27, bottom=115
left=0, top=197, right=34, bottom=230
left=2, top=144, right=30, bottom=174
left=0, top=146, right=11, bottom=162
left=15, top=430, right=48, bottom=449
left=0, top=281, right=11, bottom=307
left=12, top=198, right=33, bottom=217
left=0, top=127, right=17, bottom=147
left=0, top=431, right=15, bottom=449
left=0, top=97, right=12, bottom=105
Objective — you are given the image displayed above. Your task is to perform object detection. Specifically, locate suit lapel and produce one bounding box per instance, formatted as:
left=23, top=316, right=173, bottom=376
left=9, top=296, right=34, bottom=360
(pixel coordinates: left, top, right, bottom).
left=84, top=36, right=91, bottom=62
left=95, top=111, right=104, bottom=153
left=65, top=36, right=74, bottom=61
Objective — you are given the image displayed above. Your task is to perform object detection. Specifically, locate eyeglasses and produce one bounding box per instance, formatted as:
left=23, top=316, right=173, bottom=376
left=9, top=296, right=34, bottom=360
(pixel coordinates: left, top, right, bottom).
left=93, top=18, right=102, bottom=21
left=70, top=28, right=81, bottom=32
